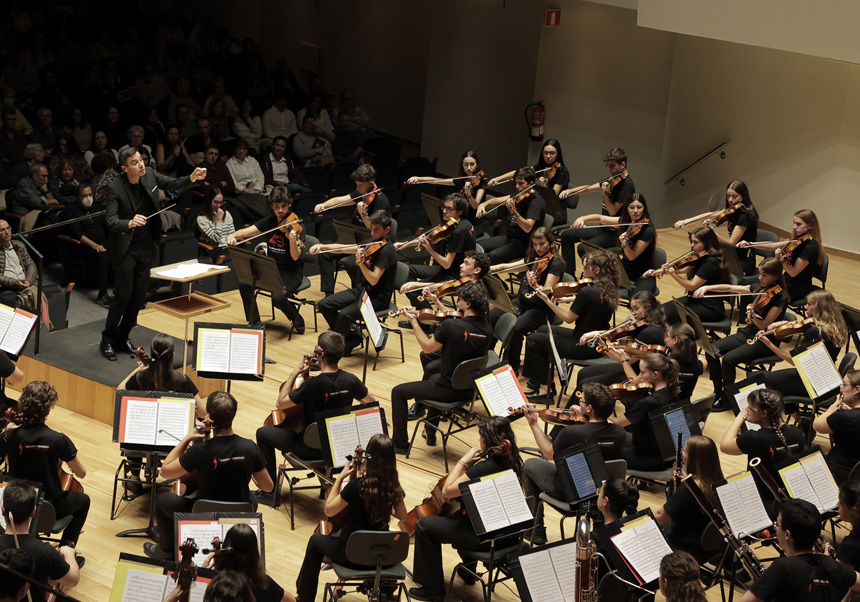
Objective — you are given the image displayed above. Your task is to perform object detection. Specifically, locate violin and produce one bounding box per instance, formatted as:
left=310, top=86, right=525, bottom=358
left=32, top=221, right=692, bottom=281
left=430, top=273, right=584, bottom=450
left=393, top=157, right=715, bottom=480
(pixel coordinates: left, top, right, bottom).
left=589, top=319, right=648, bottom=349
left=353, top=187, right=382, bottom=219
left=544, top=161, right=561, bottom=183
left=508, top=404, right=588, bottom=426
left=523, top=278, right=593, bottom=300
left=621, top=341, right=670, bottom=360
left=475, top=439, right=513, bottom=459
left=609, top=382, right=654, bottom=401
left=746, top=317, right=815, bottom=345
left=468, top=170, right=485, bottom=190
left=281, top=211, right=305, bottom=249
left=417, top=277, right=472, bottom=301
left=316, top=446, right=366, bottom=539
left=264, top=347, right=324, bottom=431
left=357, top=239, right=388, bottom=261
left=390, top=308, right=462, bottom=325
left=620, top=219, right=649, bottom=247
left=175, top=538, right=199, bottom=602
left=4, top=409, right=84, bottom=494
left=704, top=204, right=742, bottom=227
left=645, top=249, right=708, bottom=278
left=780, top=233, right=812, bottom=261
left=405, top=218, right=458, bottom=252
left=483, top=184, right=537, bottom=217
left=746, top=284, right=783, bottom=324
left=604, top=174, right=624, bottom=193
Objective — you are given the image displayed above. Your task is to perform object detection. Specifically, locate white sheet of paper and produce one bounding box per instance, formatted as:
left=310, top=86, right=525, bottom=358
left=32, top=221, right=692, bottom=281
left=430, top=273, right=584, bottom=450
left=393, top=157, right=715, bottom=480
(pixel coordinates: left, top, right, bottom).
left=355, top=410, right=384, bottom=450
left=155, top=400, right=194, bottom=447
left=493, top=470, right=533, bottom=525
left=611, top=519, right=671, bottom=583
left=359, top=293, right=384, bottom=348
left=0, top=310, right=35, bottom=354
left=735, top=473, right=773, bottom=534
left=468, top=479, right=507, bottom=532
left=197, top=329, right=231, bottom=373
left=548, top=543, right=578, bottom=602
left=475, top=373, right=508, bottom=417
left=228, top=331, right=262, bottom=374
left=517, top=549, right=564, bottom=602
left=497, top=367, right=527, bottom=412
left=157, top=262, right=226, bottom=279
left=178, top=521, right=224, bottom=566
left=327, top=416, right=361, bottom=468
left=121, top=568, right=170, bottom=602
left=796, top=344, right=842, bottom=398
left=734, top=384, right=764, bottom=431
left=800, top=452, right=840, bottom=511
left=781, top=464, right=822, bottom=511
left=0, top=304, right=14, bottom=344
left=122, top=399, right=159, bottom=445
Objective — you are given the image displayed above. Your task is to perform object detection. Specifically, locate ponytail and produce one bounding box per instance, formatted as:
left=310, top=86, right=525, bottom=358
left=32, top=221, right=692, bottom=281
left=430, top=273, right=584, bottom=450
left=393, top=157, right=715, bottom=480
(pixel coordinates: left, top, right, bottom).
left=642, top=353, right=680, bottom=397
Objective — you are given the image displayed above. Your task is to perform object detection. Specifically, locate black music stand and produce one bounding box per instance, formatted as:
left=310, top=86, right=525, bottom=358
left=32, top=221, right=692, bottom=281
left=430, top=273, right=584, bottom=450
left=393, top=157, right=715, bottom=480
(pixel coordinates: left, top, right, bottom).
left=535, top=184, right=564, bottom=219
left=578, top=239, right=632, bottom=290
left=719, top=241, right=745, bottom=281
left=839, top=302, right=860, bottom=355
left=420, top=193, right=445, bottom=228
left=672, top=298, right=716, bottom=357
left=482, top=274, right=516, bottom=314
left=228, top=246, right=284, bottom=296
left=333, top=220, right=370, bottom=245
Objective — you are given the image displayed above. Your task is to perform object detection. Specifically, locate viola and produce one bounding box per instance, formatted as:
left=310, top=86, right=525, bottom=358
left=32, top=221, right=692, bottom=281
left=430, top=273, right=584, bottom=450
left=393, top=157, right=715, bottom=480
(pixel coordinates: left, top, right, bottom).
left=704, top=204, right=742, bottom=227
left=545, top=161, right=561, bottom=183
left=175, top=538, right=199, bottom=602
left=483, top=184, right=537, bottom=217
left=609, top=382, right=654, bottom=401
left=390, top=308, right=462, bottom=325
left=405, top=218, right=459, bottom=252
left=604, top=174, right=624, bottom=192
left=621, top=342, right=670, bottom=360
left=4, top=409, right=84, bottom=494
left=403, top=473, right=466, bottom=536
left=468, top=170, right=485, bottom=190
left=523, top=278, right=593, bottom=300
left=417, top=277, right=472, bottom=301
left=746, top=317, right=815, bottom=345
left=280, top=211, right=305, bottom=249
left=508, top=404, right=588, bottom=427
left=780, top=233, right=812, bottom=261
left=264, top=347, right=324, bottom=431
left=746, top=284, right=783, bottom=324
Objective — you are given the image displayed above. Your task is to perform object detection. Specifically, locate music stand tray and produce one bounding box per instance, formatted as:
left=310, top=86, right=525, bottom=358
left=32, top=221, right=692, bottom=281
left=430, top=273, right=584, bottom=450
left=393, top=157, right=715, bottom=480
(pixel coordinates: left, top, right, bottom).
left=421, top=193, right=445, bottom=228
left=333, top=220, right=369, bottom=245
left=483, top=274, right=516, bottom=314
left=535, top=184, right=564, bottom=219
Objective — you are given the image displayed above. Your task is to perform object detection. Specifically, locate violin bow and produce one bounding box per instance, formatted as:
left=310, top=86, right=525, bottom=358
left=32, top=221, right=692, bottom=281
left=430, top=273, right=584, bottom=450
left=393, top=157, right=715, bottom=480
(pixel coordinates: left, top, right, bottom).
left=564, top=173, right=618, bottom=196
left=312, top=187, right=381, bottom=214
left=492, top=167, right=551, bottom=186
left=481, top=183, right=537, bottom=216
left=405, top=175, right=473, bottom=185
left=314, top=239, right=385, bottom=255
left=231, top=217, right=303, bottom=246
left=490, top=257, right=550, bottom=275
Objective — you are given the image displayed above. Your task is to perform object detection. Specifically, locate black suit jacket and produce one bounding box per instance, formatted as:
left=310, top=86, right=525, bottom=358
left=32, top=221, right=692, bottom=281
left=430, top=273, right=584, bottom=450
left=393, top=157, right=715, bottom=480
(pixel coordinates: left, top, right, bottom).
left=105, top=169, right=196, bottom=259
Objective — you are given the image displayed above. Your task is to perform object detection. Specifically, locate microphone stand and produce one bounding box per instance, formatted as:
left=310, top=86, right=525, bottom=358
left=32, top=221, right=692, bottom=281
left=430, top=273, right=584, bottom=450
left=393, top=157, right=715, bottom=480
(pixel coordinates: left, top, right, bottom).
left=12, top=232, right=44, bottom=356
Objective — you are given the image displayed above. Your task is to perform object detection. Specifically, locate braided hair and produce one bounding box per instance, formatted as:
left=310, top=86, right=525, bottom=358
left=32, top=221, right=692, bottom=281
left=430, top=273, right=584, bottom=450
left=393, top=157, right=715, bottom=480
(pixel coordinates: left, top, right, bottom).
left=747, top=388, right=792, bottom=452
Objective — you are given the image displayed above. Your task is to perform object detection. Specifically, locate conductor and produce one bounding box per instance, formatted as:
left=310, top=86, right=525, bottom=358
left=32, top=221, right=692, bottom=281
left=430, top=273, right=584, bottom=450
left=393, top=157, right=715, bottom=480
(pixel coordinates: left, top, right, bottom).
left=100, top=148, right=206, bottom=361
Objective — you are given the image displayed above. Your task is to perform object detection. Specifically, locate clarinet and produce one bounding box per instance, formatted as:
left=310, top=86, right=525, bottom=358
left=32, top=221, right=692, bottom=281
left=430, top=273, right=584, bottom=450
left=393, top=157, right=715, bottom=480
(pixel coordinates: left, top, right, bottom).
left=682, top=475, right=765, bottom=580
left=749, top=457, right=836, bottom=558
left=667, top=430, right=683, bottom=498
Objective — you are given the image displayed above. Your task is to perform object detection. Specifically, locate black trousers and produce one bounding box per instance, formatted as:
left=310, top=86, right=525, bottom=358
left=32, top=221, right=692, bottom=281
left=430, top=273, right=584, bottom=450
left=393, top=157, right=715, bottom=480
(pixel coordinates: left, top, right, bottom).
left=576, top=362, right=627, bottom=391
left=762, top=368, right=807, bottom=398
left=318, top=286, right=388, bottom=338
left=405, top=264, right=442, bottom=309
left=706, top=330, right=775, bottom=396
left=103, top=245, right=156, bottom=342
left=390, top=375, right=468, bottom=447
left=51, top=491, right=90, bottom=545
left=622, top=431, right=670, bottom=471
left=522, top=326, right=599, bottom=385
left=296, top=533, right=362, bottom=601
left=256, top=426, right=321, bottom=483
left=662, top=297, right=726, bottom=325
left=318, top=254, right=358, bottom=295
left=489, top=305, right=551, bottom=374
left=481, top=236, right=528, bottom=264
left=561, top=227, right=618, bottom=276
left=155, top=491, right=259, bottom=554
left=238, top=268, right=303, bottom=324
left=628, top=275, right=657, bottom=296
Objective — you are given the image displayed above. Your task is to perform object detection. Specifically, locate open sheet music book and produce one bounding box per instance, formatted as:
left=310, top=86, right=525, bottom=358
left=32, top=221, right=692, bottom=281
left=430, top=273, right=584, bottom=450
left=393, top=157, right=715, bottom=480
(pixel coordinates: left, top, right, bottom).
left=359, top=291, right=385, bottom=349
left=475, top=364, right=527, bottom=417
left=778, top=451, right=840, bottom=513
left=609, top=515, right=673, bottom=584
left=792, top=342, right=843, bottom=399
left=115, top=394, right=196, bottom=447
left=321, top=405, right=385, bottom=468
left=194, top=323, right=264, bottom=378
left=109, top=555, right=213, bottom=602
left=515, top=540, right=578, bottom=602
left=461, top=469, right=533, bottom=536
left=0, top=303, right=37, bottom=355
left=714, top=471, right=772, bottom=537
left=177, top=517, right=262, bottom=566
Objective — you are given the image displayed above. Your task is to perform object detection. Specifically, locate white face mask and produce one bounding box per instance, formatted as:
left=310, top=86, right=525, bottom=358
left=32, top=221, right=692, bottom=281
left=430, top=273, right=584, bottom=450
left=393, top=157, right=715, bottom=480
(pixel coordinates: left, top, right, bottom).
left=81, top=196, right=93, bottom=208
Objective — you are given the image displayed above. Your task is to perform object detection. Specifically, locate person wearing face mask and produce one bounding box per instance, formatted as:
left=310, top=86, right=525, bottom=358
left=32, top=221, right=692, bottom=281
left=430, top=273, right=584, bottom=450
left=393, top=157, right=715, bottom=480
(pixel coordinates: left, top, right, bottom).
left=64, top=184, right=111, bottom=308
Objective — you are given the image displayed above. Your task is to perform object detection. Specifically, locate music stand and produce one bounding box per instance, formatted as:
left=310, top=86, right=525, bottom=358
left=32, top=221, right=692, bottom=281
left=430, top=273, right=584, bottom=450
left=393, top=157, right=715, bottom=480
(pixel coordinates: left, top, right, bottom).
left=839, top=302, right=860, bottom=355
left=671, top=298, right=716, bottom=357
left=228, top=246, right=284, bottom=295
left=333, top=219, right=370, bottom=245
left=483, top=274, right=516, bottom=314
left=535, top=184, right=564, bottom=219
left=649, top=400, right=702, bottom=462
left=420, top=193, right=445, bottom=228
left=578, top=239, right=631, bottom=289
left=719, top=241, right=745, bottom=281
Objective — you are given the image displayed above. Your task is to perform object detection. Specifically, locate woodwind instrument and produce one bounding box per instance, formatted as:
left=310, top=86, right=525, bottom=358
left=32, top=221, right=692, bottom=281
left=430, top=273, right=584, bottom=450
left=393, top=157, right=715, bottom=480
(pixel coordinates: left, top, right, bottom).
left=574, top=517, right=599, bottom=602
left=667, top=430, right=683, bottom=498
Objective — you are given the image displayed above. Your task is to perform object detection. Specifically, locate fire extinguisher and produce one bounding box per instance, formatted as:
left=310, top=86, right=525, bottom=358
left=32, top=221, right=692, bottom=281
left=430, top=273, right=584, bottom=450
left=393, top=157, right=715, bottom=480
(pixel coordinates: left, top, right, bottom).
left=525, top=102, right=545, bottom=141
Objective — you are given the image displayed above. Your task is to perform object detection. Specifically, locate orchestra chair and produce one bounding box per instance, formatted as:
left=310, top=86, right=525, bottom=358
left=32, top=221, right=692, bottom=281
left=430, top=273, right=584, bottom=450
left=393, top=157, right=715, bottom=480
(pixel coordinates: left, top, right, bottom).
left=273, top=422, right=332, bottom=530
left=753, top=230, right=780, bottom=259
left=255, top=234, right=320, bottom=340
left=191, top=499, right=253, bottom=514
left=789, top=253, right=830, bottom=317
left=34, top=500, right=73, bottom=544
left=700, top=275, right=739, bottom=339
left=784, top=351, right=856, bottom=446
left=321, top=530, right=410, bottom=602
left=691, top=393, right=717, bottom=431
left=619, top=247, right=665, bottom=308
left=488, top=312, right=516, bottom=366
left=539, top=459, right=627, bottom=541
left=698, top=521, right=732, bottom=589
left=407, top=355, right=489, bottom=472
left=356, top=261, right=410, bottom=378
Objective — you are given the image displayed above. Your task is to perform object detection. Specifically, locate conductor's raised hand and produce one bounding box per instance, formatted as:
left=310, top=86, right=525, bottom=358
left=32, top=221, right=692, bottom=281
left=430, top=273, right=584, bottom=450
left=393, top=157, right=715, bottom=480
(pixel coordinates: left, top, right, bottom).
left=190, top=167, right=208, bottom=182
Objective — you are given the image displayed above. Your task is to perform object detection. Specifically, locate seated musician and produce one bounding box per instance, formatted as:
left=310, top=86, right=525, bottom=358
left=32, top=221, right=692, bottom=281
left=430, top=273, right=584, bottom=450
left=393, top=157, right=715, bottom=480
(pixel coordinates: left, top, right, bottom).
left=311, top=210, right=397, bottom=357
left=1, top=381, right=89, bottom=554
left=0, top=348, right=24, bottom=415
left=813, top=370, right=860, bottom=485
left=0, top=548, right=34, bottom=602
left=294, top=433, right=407, bottom=602
left=720, top=388, right=806, bottom=510
left=522, top=383, right=626, bottom=545
left=476, top=166, right=545, bottom=264
left=837, top=481, right=860, bottom=569
left=521, top=250, right=619, bottom=400
left=608, top=353, right=681, bottom=471
left=397, top=193, right=475, bottom=309
left=654, top=435, right=724, bottom=561
left=0, top=481, right=81, bottom=598
left=592, top=477, right=640, bottom=584
left=739, top=499, right=860, bottom=602
left=255, top=331, right=374, bottom=504
left=410, top=417, right=522, bottom=602
left=312, top=164, right=391, bottom=297
left=144, top=391, right=273, bottom=560
left=227, top=186, right=306, bottom=333
left=390, top=282, right=492, bottom=453
left=487, top=226, right=563, bottom=376
left=694, top=257, right=788, bottom=412
left=659, top=551, right=708, bottom=602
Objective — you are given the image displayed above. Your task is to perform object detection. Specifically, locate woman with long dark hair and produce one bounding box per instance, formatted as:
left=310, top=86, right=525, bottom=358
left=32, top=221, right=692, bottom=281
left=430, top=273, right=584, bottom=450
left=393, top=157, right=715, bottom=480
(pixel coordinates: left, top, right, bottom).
left=837, top=481, right=860, bottom=569
left=489, top=138, right=570, bottom=198
left=410, top=416, right=524, bottom=602
left=294, top=433, right=407, bottom=602
left=206, top=523, right=292, bottom=602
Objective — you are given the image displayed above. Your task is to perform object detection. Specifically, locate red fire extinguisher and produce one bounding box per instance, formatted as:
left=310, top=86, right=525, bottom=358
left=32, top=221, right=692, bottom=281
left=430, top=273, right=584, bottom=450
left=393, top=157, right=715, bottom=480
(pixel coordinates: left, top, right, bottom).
left=525, top=102, right=545, bottom=141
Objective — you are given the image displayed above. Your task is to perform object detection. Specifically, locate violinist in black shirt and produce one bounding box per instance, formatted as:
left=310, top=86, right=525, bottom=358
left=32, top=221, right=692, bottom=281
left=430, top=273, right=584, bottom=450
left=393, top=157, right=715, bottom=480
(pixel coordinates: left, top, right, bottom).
left=476, top=166, right=545, bottom=264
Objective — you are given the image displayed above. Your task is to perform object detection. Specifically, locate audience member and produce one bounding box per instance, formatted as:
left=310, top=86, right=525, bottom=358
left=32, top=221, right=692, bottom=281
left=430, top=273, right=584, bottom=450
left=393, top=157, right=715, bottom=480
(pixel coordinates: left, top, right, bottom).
left=84, top=131, right=119, bottom=167
left=64, top=184, right=112, bottom=307
left=203, top=76, right=239, bottom=117
left=168, top=77, right=203, bottom=122
left=0, top=109, right=27, bottom=164
left=262, top=90, right=298, bottom=141
left=50, top=134, right=92, bottom=182
left=208, top=98, right=235, bottom=144
left=293, top=115, right=334, bottom=168
left=174, top=103, right=198, bottom=139
left=49, top=159, right=81, bottom=205
left=233, top=98, right=266, bottom=151
left=100, top=106, right=126, bottom=151
left=8, top=163, right=60, bottom=222
left=142, top=108, right=166, bottom=152
left=260, top=135, right=308, bottom=194
left=156, top=124, right=194, bottom=176
left=118, top=125, right=153, bottom=157
left=226, top=140, right=266, bottom=195
left=7, top=143, right=45, bottom=184
left=333, top=112, right=366, bottom=164
left=0, top=218, right=40, bottom=309
left=90, top=151, right=120, bottom=206
left=0, top=87, right=33, bottom=135
left=63, top=107, right=94, bottom=153
left=296, top=93, right=335, bottom=141
left=333, top=89, right=371, bottom=130
left=186, top=116, right=217, bottom=165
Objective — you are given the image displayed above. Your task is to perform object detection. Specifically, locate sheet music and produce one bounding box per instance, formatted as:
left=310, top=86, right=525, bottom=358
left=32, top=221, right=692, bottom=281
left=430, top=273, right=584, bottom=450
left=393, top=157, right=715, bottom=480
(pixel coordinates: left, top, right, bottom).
left=156, top=262, right=226, bottom=279
left=1, top=309, right=36, bottom=354
left=360, top=292, right=384, bottom=348
left=518, top=549, right=565, bottom=602
left=220, top=518, right=261, bottom=552
left=354, top=409, right=384, bottom=450
left=120, top=568, right=170, bottom=602
left=154, top=400, right=194, bottom=447
left=664, top=409, right=692, bottom=453
left=0, top=304, right=13, bottom=344
left=229, top=330, right=262, bottom=374
left=799, top=452, right=839, bottom=510
left=122, top=398, right=158, bottom=445
left=475, top=374, right=507, bottom=416
left=197, top=329, right=231, bottom=373
left=468, top=478, right=508, bottom=532
left=716, top=474, right=771, bottom=536
left=611, top=519, right=671, bottom=583
left=795, top=343, right=842, bottom=398
left=734, top=384, right=764, bottom=431
left=494, top=470, right=533, bottom=525
left=497, top=367, right=527, bottom=413
left=565, top=453, right=597, bottom=499
left=178, top=521, right=224, bottom=566
left=548, top=543, right=578, bottom=601
left=327, top=416, right=361, bottom=468
left=780, top=464, right=822, bottom=512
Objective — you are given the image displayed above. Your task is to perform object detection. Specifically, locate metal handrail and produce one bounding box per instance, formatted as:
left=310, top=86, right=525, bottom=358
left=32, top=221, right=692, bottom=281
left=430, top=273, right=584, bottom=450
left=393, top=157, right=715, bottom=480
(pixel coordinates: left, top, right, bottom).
left=665, top=142, right=728, bottom=186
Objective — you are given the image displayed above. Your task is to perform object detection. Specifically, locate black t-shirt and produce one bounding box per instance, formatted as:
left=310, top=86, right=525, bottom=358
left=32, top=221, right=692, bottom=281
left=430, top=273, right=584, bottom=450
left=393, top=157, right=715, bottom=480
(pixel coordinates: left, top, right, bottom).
left=436, top=316, right=492, bottom=385
left=0, top=351, right=16, bottom=412
left=804, top=326, right=839, bottom=361
left=506, top=192, right=546, bottom=243
left=349, top=189, right=391, bottom=226
left=253, top=214, right=305, bottom=272
left=569, top=285, right=613, bottom=338
left=662, top=481, right=711, bottom=554
left=784, top=238, right=820, bottom=301
left=625, top=387, right=675, bottom=457
left=289, top=369, right=368, bottom=428
left=749, top=553, right=856, bottom=602
left=0, top=534, right=70, bottom=601
left=6, top=424, right=77, bottom=501
left=536, top=163, right=570, bottom=191
left=519, top=255, right=565, bottom=312
left=630, top=324, right=666, bottom=346
left=66, top=202, right=108, bottom=244
left=738, top=289, right=789, bottom=337
left=179, top=434, right=266, bottom=503
left=341, top=476, right=393, bottom=531
left=838, top=529, right=860, bottom=569
left=466, top=456, right=511, bottom=480
left=435, top=218, right=476, bottom=280
left=675, top=356, right=703, bottom=400
left=736, top=425, right=806, bottom=500
left=254, top=576, right=285, bottom=602
left=553, top=421, right=626, bottom=461
left=688, top=255, right=726, bottom=312
left=358, top=239, right=397, bottom=303
left=621, top=223, right=656, bottom=282
left=727, top=208, right=758, bottom=261
left=127, top=372, right=199, bottom=395
left=603, top=176, right=635, bottom=216
left=826, top=407, right=860, bottom=480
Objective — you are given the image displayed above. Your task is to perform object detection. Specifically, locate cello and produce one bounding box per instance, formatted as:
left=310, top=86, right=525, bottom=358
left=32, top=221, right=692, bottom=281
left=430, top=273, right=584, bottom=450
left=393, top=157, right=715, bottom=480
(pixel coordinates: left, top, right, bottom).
left=174, top=538, right=199, bottom=602
left=4, top=409, right=84, bottom=494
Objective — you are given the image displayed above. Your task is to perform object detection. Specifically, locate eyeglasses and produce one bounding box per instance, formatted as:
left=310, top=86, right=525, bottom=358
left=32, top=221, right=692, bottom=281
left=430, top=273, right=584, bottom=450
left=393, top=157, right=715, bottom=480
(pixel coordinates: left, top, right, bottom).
left=442, top=206, right=455, bottom=212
